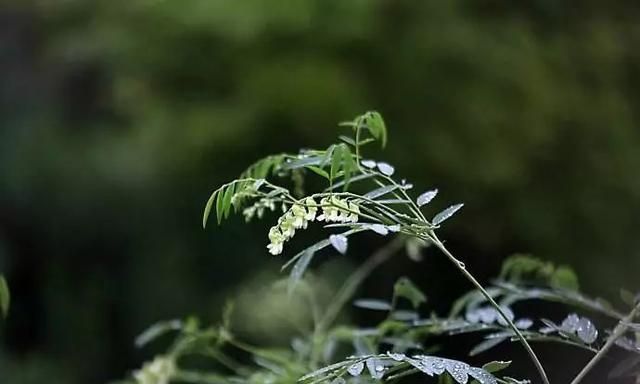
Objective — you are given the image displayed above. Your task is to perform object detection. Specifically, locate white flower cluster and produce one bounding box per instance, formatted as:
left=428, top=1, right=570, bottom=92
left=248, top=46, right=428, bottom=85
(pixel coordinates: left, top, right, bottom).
left=242, top=197, right=277, bottom=222
left=133, top=355, right=176, bottom=384
left=316, top=196, right=360, bottom=223
left=267, top=196, right=360, bottom=255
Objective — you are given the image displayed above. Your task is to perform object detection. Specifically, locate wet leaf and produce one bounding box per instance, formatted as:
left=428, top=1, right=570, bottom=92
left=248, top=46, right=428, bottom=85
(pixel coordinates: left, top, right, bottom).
left=515, top=318, right=533, bottom=330
left=347, top=361, right=365, bottom=376
left=417, top=189, right=438, bottom=207
left=361, top=159, right=377, bottom=169
left=377, top=162, right=395, bottom=176
left=353, top=299, right=392, bottom=311
left=364, top=185, right=398, bottom=199
left=366, top=358, right=385, bottom=379
left=368, top=224, right=389, bottom=236
left=576, top=317, right=598, bottom=344
left=481, top=361, right=511, bottom=373
left=560, top=314, right=580, bottom=333
left=329, top=234, right=348, bottom=254
left=432, top=204, right=464, bottom=225
left=468, top=367, right=498, bottom=384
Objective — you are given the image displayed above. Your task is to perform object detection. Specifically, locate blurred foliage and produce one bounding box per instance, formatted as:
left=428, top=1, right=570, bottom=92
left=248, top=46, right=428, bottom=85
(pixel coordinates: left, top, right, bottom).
left=1, top=0, right=640, bottom=383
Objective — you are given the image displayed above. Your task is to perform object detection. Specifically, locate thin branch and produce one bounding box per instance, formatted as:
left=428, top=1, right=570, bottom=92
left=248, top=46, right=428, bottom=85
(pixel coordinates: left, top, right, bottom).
left=569, top=300, right=640, bottom=384
left=428, top=233, right=550, bottom=384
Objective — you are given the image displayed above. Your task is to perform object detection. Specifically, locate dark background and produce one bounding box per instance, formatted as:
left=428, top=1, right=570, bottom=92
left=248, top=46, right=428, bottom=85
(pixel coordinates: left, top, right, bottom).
left=1, top=1, right=639, bottom=383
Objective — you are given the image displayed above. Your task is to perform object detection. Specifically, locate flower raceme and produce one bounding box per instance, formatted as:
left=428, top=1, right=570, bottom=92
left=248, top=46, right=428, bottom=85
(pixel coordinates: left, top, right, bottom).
left=267, top=196, right=360, bottom=255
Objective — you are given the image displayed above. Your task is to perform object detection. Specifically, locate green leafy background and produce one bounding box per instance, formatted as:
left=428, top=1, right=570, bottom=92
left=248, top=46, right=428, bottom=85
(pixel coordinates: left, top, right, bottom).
left=1, top=1, right=639, bottom=383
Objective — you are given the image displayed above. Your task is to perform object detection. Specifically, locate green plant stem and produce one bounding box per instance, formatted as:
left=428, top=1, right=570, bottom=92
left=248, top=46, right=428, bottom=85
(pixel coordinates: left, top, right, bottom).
left=428, top=232, right=550, bottom=384
left=569, top=300, right=640, bottom=384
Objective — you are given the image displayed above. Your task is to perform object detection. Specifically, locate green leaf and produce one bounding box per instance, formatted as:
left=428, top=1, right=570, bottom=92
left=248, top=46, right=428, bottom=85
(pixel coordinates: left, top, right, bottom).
left=288, top=249, right=314, bottom=296
left=241, top=154, right=288, bottom=179
left=550, top=265, right=579, bottom=291
left=432, top=203, right=464, bottom=225
left=330, top=144, right=343, bottom=182
left=307, top=166, right=330, bottom=179
left=215, top=187, right=225, bottom=224
left=470, top=336, right=506, bottom=356
left=202, top=190, right=217, bottom=228
left=482, top=360, right=512, bottom=373
left=0, top=276, right=9, bottom=318
left=284, top=155, right=324, bottom=170
left=222, top=184, right=235, bottom=220
left=135, top=319, right=182, bottom=347
left=341, top=145, right=354, bottom=191
left=338, top=135, right=356, bottom=146
left=364, top=184, right=399, bottom=199
left=366, top=111, right=387, bottom=148
left=393, top=277, right=427, bottom=308
left=499, top=254, right=554, bottom=282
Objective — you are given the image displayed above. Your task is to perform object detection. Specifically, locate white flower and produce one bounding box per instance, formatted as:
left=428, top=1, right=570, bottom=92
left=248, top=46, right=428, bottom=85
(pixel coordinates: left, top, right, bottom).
left=304, top=197, right=317, bottom=221
left=290, top=204, right=307, bottom=228
left=268, top=226, right=283, bottom=243
left=347, top=202, right=360, bottom=223
left=264, top=196, right=360, bottom=256
left=332, top=197, right=350, bottom=222
left=267, top=226, right=285, bottom=255
left=243, top=206, right=256, bottom=222
left=133, top=355, right=176, bottom=384
left=318, top=197, right=341, bottom=222
left=263, top=198, right=275, bottom=211
left=279, top=215, right=296, bottom=238
left=267, top=242, right=284, bottom=255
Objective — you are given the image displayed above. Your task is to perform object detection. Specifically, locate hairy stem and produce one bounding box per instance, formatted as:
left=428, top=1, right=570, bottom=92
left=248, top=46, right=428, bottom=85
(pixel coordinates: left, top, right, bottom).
left=569, top=300, right=640, bottom=384
left=428, top=233, right=550, bottom=384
